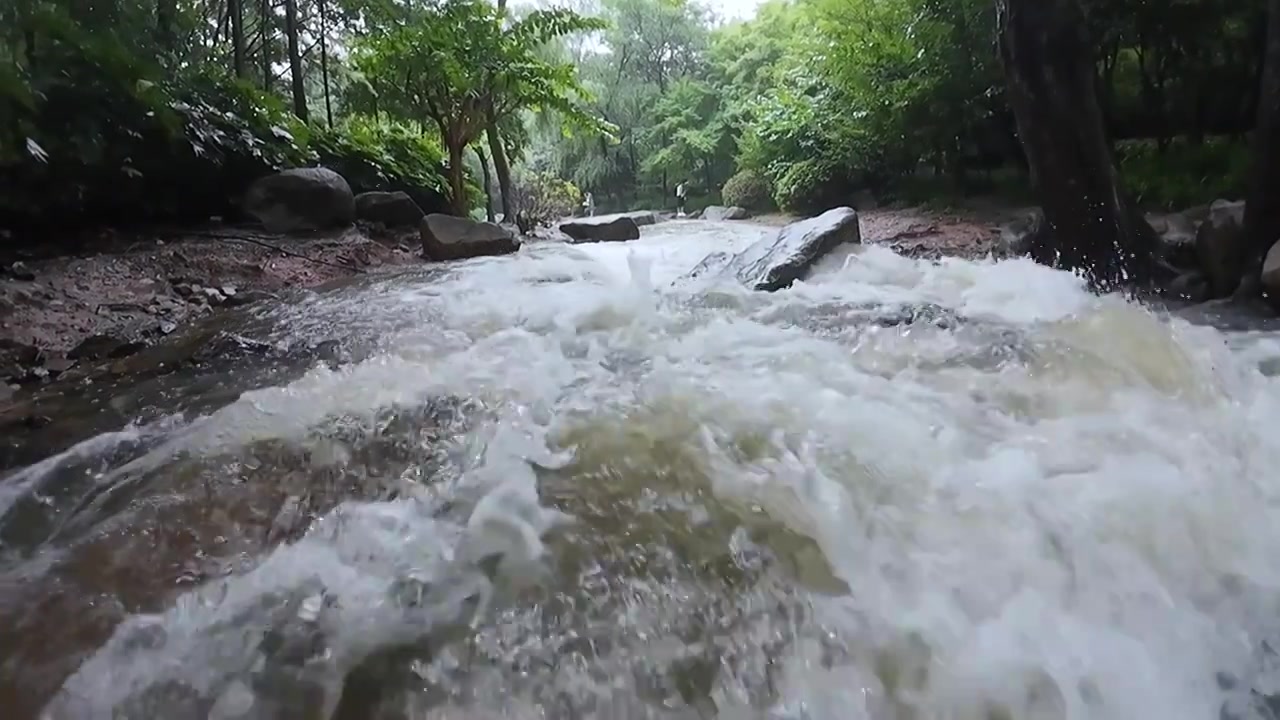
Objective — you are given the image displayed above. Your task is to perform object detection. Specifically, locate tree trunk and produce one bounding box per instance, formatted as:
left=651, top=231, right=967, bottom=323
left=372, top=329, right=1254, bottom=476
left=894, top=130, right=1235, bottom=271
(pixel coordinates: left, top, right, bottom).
left=485, top=117, right=515, bottom=222
left=230, top=0, right=246, bottom=78
left=476, top=146, right=495, bottom=223
left=284, top=0, right=307, bottom=121
left=448, top=142, right=469, bottom=216
left=1241, top=0, right=1280, bottom=296
left=260, top=0, right=271, bottom=91
left=996, top=0, right=1158, bottom=289
left=155, top=0, right=176, bottom=55
left=319, top=0, right=332, bottom=127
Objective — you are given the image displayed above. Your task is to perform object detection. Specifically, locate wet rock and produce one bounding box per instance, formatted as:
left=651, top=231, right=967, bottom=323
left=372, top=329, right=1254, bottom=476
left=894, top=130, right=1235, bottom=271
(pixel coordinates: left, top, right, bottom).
left=173, top=283, right=196, bottom=298
left=355, top=191, right=425, bottom=227
left=69, top=334, right=131, bottom=361
left=43, top=356, right=76, bottom=376
left=1194, top=199, right=1246, bottom=297
left=622, top=210, right=659, bottom=226
left=701, top=205, right=750, bottom=221
left=1169, top=270, right=1212, bottom=302
left=220, top=285, right=238, bottom=298
left=686, top=209, right=703, bottom=220
left=243, top=167, right=357, bottom=234
left=420, top=214, right=519, bottom=261
left=202, top=287, right=226, bottom=305
left=996, top=209, right=1044, bottom=257
left=1153, top=210, right=1199, bottom=270
left=1262, top=240, right=1280, bottom=299
left=559, top=215, right=641, bottom=243
left=158, top=321, right=178, bottom=335
left=0, top=339, right=41, bottom=380
left=8, top=261, right=35, bottom=281
left=686, top=251, right=731, bottom=280
left=222, top=289, right=274, bottom=308
left=721, top=206, right=862, bottom=291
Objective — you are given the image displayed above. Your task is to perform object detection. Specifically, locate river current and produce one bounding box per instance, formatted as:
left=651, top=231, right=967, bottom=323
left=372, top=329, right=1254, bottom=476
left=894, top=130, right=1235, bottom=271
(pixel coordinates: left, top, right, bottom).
left=6, top=219, right=1280, bottom=719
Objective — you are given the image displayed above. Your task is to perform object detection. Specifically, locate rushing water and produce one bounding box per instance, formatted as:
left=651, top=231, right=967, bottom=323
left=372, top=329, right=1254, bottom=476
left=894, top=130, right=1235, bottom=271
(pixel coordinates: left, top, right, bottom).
left=6, top=219, right=1280, bottom=719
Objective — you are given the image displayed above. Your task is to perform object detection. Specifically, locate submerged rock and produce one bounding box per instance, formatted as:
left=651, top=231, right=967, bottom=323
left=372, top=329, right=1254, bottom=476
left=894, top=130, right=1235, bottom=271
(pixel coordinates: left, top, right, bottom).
left=701, top=205, right=749, bottom=221
left=713, top=206, right=862, bottom=291
left=559, top=215, right=641, bottom=243
left=420, top=214, right=520, bottom=261
left=355, top=191, right=425, bottom=228
left=243, top=168, right=356, bottom=234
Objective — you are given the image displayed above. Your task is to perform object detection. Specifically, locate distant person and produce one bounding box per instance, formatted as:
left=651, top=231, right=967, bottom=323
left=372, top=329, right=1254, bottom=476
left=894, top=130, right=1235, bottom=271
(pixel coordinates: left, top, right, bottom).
left=583, top=191, right=595, bottom=217
left=675, top=181, right=687, bottom=217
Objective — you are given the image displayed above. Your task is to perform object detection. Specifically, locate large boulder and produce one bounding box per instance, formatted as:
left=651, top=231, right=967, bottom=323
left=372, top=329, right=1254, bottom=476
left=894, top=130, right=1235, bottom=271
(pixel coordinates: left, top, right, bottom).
left=355, top=191, right=425, bottom=227
left=1194, top=199, right=1247, bottom=297
left=621, top=210, right=659, bottom=226
left=559, top=215, right=641, bottom=243
left=243, top=168, right=356, bottom=233
left=1149, top=210, right=1199, bottom=270
left=1261, top=240, right=1280, bottom=298
left=420, top=214, right=519, bottom=261
left=718, top=207, right=862, bottom=291
left=702, top=205, right=750, bottom=221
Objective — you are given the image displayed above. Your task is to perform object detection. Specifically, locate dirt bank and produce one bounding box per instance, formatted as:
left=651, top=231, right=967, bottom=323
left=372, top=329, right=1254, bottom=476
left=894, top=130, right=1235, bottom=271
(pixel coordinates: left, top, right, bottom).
left=751, top=202, right=1029, bottom=260
left=1, top=224, right=421, bottom=392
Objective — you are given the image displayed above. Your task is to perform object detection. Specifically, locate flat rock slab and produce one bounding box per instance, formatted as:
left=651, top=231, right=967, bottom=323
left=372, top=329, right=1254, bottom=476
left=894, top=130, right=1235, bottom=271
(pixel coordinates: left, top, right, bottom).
left=702, top=205, right=750, bottom=221
left=709, top=207, right=862, bottom=291
left=559, top=216, right=641, bottom=243
left=420, top=214, right=519, bottom=261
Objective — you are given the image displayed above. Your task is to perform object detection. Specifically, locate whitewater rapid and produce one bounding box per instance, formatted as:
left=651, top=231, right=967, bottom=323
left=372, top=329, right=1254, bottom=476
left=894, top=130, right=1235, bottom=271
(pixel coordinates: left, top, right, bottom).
left=12, top=219, right=1280, bottom=719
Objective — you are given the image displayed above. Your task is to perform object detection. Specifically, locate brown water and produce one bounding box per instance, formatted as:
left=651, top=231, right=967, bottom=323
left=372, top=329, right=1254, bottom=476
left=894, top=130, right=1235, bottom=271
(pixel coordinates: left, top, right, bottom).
left=5, top=221, right=1280, bottom=719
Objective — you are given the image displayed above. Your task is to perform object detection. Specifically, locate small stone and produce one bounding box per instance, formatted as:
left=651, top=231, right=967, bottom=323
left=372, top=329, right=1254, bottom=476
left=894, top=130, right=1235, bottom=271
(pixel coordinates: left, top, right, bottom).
left=8, top=261, right=35, bottom=281
left=203, top=287, right=225, bottom=304
left=44, top=356, right=75, bottom=375
left=159, top=321, right=177, bottom=335
left=174, top=284, right=195, bottom=298
left=221, top=285, right=238, bottom=297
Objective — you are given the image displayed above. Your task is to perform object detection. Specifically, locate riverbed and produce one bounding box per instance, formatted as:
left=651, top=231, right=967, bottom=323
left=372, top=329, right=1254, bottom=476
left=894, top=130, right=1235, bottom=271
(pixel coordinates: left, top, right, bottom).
left=5, top=218, right=1280, bottom=719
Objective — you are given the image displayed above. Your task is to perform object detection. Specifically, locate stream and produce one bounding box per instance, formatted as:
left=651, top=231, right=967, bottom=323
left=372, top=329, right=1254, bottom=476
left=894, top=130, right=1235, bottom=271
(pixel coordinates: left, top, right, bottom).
left=6, top=219, right=1280, bottom=719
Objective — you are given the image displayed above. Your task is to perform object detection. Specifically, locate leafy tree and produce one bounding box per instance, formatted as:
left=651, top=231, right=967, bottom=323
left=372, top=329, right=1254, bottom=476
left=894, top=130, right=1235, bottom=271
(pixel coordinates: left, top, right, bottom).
left=352, top=0, right=605, bottom=214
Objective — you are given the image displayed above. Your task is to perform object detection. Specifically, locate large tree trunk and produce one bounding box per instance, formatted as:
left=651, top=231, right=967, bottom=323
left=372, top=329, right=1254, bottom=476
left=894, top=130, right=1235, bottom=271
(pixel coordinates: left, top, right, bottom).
left=260, top=0, right=271, bottom=91
left=485, top=117, right=515, bottom=222
left=284, top=0, right=307, bottom=121
left=1242, top=0, right=1280, bottom=296
left=319, top=0, right=332, bottom=127
left=447, top=142, right=469, bottom=216
left=230, top=0, right=246, bottom=78
left=476, top=146, right=496, bottom=223
left=997, top=0, right=1158, bottom=289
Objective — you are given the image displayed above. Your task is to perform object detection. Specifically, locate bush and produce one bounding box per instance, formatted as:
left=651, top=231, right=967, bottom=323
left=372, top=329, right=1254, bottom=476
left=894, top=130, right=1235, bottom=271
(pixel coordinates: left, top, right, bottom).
left=721, top=170, right=773, bottom=210
left=510, top=170, right=582, bottom=232
left=772, top=159, right=848, bottom=214
left=309, top=118, right=452, bottom=216
left=1116, top=137, right=1250, bottom=210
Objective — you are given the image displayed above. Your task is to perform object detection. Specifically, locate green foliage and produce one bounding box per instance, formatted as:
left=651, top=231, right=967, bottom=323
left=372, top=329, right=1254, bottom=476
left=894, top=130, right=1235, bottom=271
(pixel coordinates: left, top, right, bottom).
left=721, top=169, right=772, bottom=211
left=511, top=169, right=583, bottom=230
left=309, top=117, right=450, bottom=212
left=1116, top=138, right=1251, bottom=210
left=772, top=158, right=847, bottom=214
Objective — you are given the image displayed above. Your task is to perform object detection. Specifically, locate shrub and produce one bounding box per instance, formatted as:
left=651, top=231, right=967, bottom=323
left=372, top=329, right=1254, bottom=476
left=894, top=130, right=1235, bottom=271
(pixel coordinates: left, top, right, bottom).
left=510, top=170, right=583, bottom=232
left=721, top=170, right=773, bottom=210
left=772, top=159, right=847, bottom=214
left=309, top=118, right=452, bottom=215
left=1116, top=137, right=1249, bottom=210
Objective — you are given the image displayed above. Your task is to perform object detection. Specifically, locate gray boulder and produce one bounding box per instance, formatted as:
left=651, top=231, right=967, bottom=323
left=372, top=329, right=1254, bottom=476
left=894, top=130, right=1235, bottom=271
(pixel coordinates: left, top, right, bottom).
left=702, top=205, right=750, bottom=221
left=995, top=209, right=1044, bottom=258
left=559, top=215, right=641, bottom=243
left=1261, top=240, right=1280, bottom=299
left=1194, top=199, right=1247, bottom=297
left=1149, top=210, right=1199, bottom=270
left=420, top=214, right=519, bottom=261
left=621, top=210, right=659, bottom=226
left=355, top=191, right=425, bottom=227
left=719, top=207, right=862, bottom=291
left=243, top=168, right=356, bottom=233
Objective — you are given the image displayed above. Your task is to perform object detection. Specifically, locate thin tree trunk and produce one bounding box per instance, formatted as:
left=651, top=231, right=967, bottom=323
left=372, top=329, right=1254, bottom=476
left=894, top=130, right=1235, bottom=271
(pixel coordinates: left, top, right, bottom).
left=996, top=0, right=1158, bottom=289
left=260, top=0, right=271, bottom=90
left=448, top=142, right=469, bottom=216
left=230, top=0, right=246, bottom=78
left=284, top=0, right=307, bottom=121
left=319, top=0, right=332, bottom=127
left=476, top=146, right=495, bottom=223
left=486, top=118, right=514, bottom=221
left=1241, top=0, right=1280, bottom=297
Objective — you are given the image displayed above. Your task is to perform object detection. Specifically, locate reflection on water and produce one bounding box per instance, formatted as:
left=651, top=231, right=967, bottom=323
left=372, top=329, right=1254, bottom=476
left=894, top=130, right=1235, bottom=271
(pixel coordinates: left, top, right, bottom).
left=5, top=220, right=1280, bottom=719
